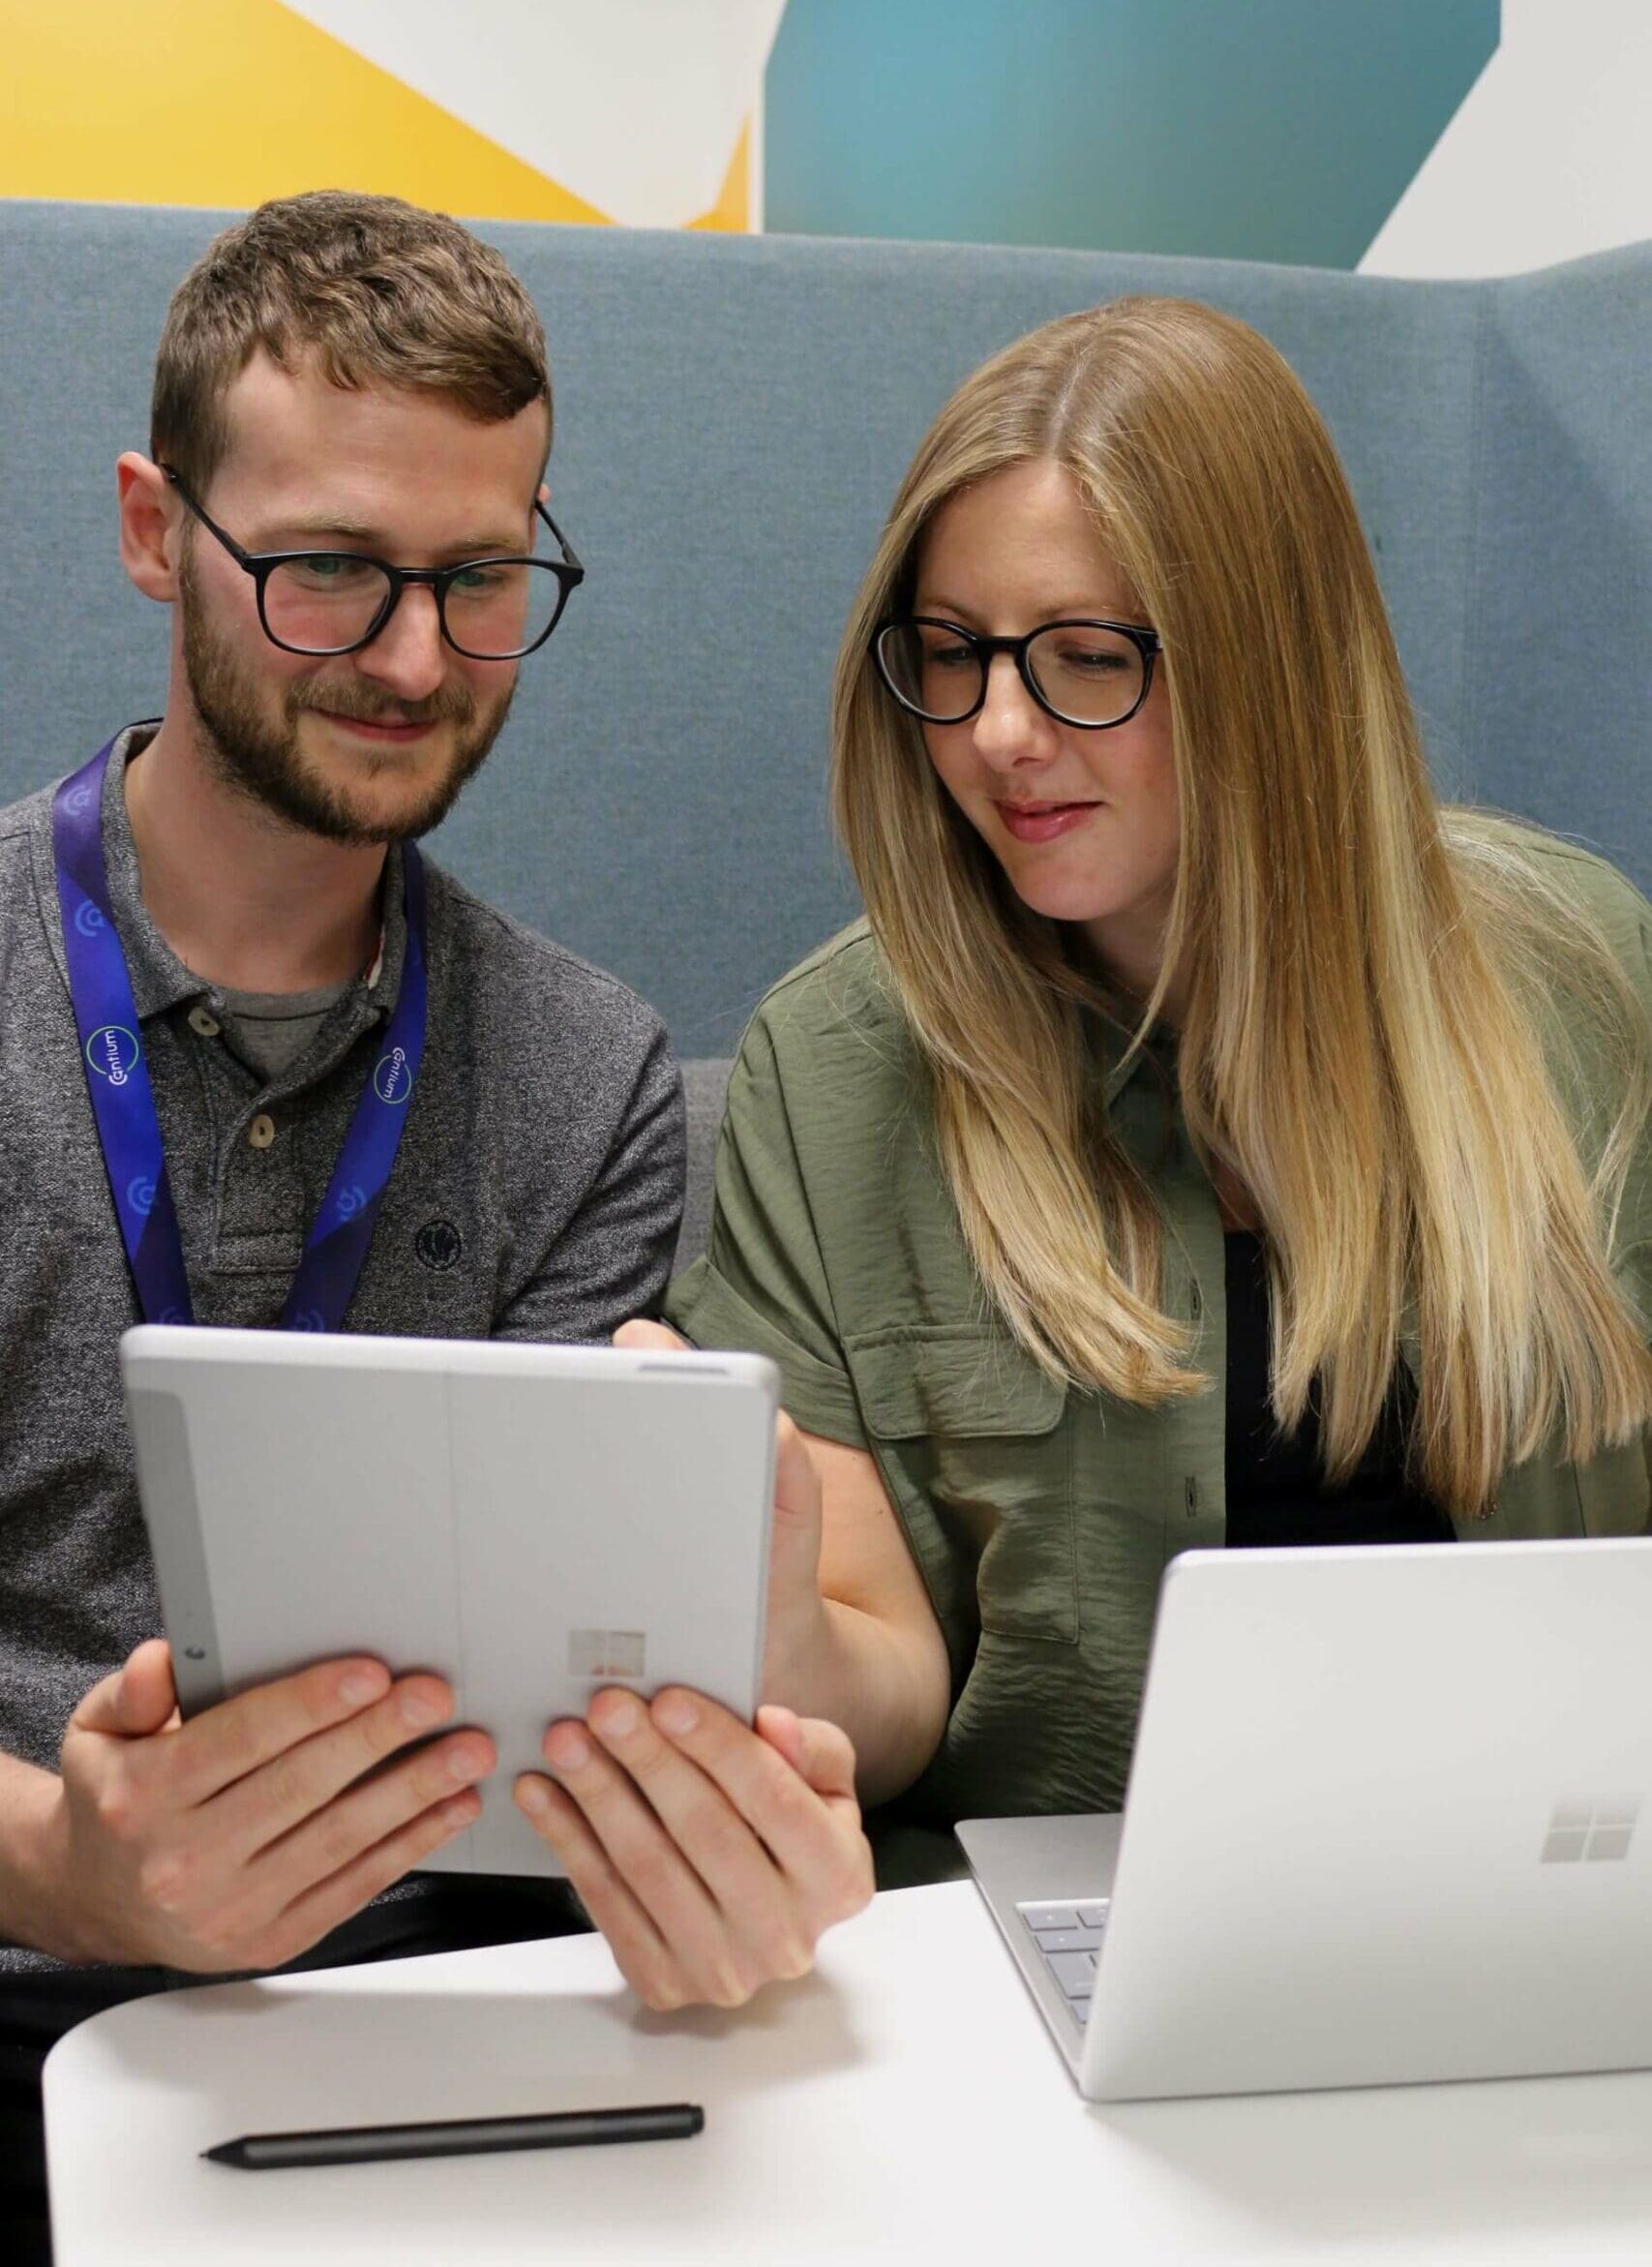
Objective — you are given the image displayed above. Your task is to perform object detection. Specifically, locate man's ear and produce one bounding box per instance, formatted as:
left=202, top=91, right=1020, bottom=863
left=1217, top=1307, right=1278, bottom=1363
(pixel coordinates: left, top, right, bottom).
left=117, top=453, right=182, bottom=604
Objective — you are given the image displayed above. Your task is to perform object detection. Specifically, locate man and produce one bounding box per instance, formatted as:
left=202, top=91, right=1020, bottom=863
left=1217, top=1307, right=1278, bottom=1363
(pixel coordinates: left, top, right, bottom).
left=0, top=192, right=684, bottom=2250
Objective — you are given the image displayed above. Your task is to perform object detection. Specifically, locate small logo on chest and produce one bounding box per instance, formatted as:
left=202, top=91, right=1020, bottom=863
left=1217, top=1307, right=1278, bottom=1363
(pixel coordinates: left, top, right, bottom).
left=415, top=1218, right=465, bottom=1272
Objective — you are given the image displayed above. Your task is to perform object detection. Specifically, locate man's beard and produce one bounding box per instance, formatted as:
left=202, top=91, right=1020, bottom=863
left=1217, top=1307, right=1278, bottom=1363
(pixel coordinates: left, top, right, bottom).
left=179, top=563, right=516, bottom=845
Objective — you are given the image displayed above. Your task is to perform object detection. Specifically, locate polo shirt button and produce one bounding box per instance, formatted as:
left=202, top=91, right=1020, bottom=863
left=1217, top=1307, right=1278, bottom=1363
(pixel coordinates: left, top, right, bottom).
left=248, top=1113, right=277, bottom=1150
left=188, top=1005, right=221, bottom=1039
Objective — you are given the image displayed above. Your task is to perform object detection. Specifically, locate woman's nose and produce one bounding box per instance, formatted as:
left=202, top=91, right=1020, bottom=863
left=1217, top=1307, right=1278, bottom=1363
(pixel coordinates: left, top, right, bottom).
left=971, top=651, right=1054, bottom=769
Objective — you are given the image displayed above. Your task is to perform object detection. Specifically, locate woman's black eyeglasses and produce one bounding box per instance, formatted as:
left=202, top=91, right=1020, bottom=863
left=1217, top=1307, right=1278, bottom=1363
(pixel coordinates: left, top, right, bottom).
left=162, top=467, right=585, bottom=660
left=874, top=616, right=1161, bottom=730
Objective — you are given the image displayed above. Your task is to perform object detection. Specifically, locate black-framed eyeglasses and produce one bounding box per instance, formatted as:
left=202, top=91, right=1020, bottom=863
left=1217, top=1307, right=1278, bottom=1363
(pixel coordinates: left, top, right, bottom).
left=873, top=615, right=1162, bottom=730
left=161, top=466, right=585, bottom=660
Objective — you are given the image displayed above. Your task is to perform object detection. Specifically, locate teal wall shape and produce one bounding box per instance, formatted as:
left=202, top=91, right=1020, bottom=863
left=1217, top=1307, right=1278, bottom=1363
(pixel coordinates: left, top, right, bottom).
left=764, top=0, right=1499, bottom=268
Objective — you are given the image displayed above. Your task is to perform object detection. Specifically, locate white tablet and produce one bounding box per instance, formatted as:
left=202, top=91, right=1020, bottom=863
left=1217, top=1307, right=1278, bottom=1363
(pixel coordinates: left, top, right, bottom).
left=120, top=1325, right=777, bottom=1879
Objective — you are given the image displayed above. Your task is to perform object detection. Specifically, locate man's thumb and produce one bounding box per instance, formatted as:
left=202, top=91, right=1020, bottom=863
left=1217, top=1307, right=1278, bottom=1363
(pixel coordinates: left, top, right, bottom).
left=73, top=1639, right=178, bottom=1738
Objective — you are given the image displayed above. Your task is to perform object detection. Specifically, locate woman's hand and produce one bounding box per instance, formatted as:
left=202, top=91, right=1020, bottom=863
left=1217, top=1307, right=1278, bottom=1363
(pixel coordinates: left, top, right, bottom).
left=512, top=1317, right=872, bottom=2009
left=612, top=1318, right=832, bottom=1693
left=513, top=1691, right=873, bottom=2009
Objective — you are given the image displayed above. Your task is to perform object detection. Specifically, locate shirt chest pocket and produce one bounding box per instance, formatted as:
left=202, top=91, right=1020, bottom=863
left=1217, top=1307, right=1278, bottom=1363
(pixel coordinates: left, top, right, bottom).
left=846, top=1327, right=1078, bottom=1645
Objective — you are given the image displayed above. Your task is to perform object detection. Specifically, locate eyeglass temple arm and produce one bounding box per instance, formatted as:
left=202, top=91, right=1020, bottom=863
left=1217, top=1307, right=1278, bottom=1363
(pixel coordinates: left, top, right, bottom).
left=536, top=497, right=584, bottom=576
left=159, top=463, right=259, bottom=568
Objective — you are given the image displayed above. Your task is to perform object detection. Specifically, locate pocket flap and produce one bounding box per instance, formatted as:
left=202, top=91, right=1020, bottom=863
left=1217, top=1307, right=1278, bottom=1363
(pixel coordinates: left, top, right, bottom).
left=847, top=1328, right=1067, bottom=1440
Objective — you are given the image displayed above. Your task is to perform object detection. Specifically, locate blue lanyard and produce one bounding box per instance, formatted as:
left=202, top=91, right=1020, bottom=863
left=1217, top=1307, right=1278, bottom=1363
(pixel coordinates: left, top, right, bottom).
left=52, top=737, right=429, bottom=1332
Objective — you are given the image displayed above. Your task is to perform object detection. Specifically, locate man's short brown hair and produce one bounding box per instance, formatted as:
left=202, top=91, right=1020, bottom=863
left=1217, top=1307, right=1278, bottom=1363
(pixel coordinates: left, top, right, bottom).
left=152, top=190, right=551, bottom=493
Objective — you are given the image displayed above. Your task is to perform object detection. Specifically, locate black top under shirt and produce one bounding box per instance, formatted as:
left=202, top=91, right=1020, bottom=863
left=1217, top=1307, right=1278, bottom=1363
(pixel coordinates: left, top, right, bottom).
left=1223, top=1230, right=1456, bottom=1548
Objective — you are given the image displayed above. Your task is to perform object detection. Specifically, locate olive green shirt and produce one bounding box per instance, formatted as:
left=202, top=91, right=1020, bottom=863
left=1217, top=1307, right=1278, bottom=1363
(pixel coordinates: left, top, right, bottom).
left=667, top=830, right=1652, bottom=1837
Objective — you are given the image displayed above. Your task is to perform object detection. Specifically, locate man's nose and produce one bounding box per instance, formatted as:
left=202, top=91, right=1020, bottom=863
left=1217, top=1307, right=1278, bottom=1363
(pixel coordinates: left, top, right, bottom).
left=971, top=651, right=1054, bottom=769
left=354, top=584, right=447, bottom=702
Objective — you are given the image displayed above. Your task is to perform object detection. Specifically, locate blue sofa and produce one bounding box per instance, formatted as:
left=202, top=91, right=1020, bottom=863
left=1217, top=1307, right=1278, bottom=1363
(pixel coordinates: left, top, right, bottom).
left=4, top=202, right=1647, bottom=1263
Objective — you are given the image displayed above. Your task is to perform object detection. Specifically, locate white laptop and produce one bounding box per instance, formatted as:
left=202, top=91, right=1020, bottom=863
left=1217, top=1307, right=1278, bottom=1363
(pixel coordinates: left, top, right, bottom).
left=958, top=1538, right=1652, bottom=2101
left=122, top=1326, right=776, bottom=1879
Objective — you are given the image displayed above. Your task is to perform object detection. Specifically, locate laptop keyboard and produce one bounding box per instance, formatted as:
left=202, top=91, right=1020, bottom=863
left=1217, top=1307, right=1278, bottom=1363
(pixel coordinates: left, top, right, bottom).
left=1016, top=1899, right=1109, bottom=2026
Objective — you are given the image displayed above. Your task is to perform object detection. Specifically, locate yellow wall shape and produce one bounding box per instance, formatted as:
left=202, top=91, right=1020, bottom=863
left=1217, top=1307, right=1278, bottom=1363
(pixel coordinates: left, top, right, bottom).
left=4, top=0, right=625, bottom=223
left=687, top=122, right=752, bottom=234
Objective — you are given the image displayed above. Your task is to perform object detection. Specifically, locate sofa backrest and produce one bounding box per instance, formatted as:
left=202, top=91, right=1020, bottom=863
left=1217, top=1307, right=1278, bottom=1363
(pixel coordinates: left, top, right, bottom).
left=5, top=206, right=1648, bottom=1263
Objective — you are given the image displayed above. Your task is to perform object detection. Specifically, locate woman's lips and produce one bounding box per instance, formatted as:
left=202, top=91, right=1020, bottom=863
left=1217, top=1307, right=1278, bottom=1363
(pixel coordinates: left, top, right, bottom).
left=996, top=800, right=1098, bottom=843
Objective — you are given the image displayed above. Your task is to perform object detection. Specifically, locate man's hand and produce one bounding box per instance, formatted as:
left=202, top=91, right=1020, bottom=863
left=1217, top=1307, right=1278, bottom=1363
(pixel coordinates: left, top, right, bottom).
left=38, top=1639, right=494, bottom=1971
left=513, top=1690, right=873, bottom=2010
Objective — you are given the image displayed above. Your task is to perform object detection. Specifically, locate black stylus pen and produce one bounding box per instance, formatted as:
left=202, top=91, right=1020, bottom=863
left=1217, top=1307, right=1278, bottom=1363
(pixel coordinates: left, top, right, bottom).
left=203, top=2101, right=705, bottom=2170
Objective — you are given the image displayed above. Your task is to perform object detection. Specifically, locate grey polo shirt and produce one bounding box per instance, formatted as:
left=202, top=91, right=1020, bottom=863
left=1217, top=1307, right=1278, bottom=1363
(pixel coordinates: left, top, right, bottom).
left=0, top=727, right=685, bottom=1972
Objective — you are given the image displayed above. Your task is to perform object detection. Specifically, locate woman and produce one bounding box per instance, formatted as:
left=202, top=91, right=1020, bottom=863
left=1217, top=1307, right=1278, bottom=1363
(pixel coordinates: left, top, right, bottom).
left=514, top=296, right=1652, bottom=2003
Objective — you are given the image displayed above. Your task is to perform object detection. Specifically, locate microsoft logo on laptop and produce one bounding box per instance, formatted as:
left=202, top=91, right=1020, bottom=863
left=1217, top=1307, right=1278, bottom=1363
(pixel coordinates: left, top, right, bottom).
left=1541, top=1798, right=1640, bottom=1863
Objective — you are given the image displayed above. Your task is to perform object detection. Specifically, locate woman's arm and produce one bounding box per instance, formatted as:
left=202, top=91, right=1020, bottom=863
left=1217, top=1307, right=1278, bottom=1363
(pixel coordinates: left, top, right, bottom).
left=765, top=1425, right=951, bottom=1807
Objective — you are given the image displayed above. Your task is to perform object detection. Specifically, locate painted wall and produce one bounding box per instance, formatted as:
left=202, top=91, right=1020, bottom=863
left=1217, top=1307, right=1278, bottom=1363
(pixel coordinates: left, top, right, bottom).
left=764, top=0, right=1498, bottom=270
left=5, top=2, right=1649, bottom=274
left=1360, top=0, right=1652, bottom=275
left=3, top=0, right=781, bottom=229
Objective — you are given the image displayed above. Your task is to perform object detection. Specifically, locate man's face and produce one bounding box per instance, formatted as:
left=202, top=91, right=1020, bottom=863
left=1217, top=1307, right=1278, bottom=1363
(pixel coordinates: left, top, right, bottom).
left=174, top=352, right=550, bottom=844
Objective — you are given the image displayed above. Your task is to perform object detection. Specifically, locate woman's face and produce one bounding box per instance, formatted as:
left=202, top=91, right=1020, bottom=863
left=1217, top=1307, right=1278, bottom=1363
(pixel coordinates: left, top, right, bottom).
left=912, top=459, right=1179, bottom=998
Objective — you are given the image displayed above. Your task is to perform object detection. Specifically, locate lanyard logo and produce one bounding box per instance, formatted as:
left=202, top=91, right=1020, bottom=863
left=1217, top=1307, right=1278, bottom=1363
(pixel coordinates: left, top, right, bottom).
left=86, top=1023, right=140, bottom=1085
left=373, top=1044, right=414, bottom=1105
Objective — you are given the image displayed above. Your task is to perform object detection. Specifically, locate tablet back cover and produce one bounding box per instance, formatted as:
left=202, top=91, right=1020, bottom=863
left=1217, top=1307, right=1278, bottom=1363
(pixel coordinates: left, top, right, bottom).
left=125, top=1332, right=774, bottom=1877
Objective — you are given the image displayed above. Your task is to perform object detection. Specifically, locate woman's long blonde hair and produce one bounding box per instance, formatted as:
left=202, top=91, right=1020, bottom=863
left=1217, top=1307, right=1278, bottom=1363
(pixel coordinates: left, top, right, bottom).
left=831, top=297, right=1652, bottom=1517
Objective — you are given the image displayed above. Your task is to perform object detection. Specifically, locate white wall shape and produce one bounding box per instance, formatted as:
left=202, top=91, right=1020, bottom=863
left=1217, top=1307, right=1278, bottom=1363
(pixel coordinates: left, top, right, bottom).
left=1361, top=0, right=1652, bottom=277
left=282, top=0, right=788, bottom=227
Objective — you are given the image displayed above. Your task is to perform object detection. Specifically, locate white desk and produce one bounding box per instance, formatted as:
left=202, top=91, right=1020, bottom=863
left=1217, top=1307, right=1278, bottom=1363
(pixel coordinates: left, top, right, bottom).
left=44, top=1880, right=1652, bottom=2264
